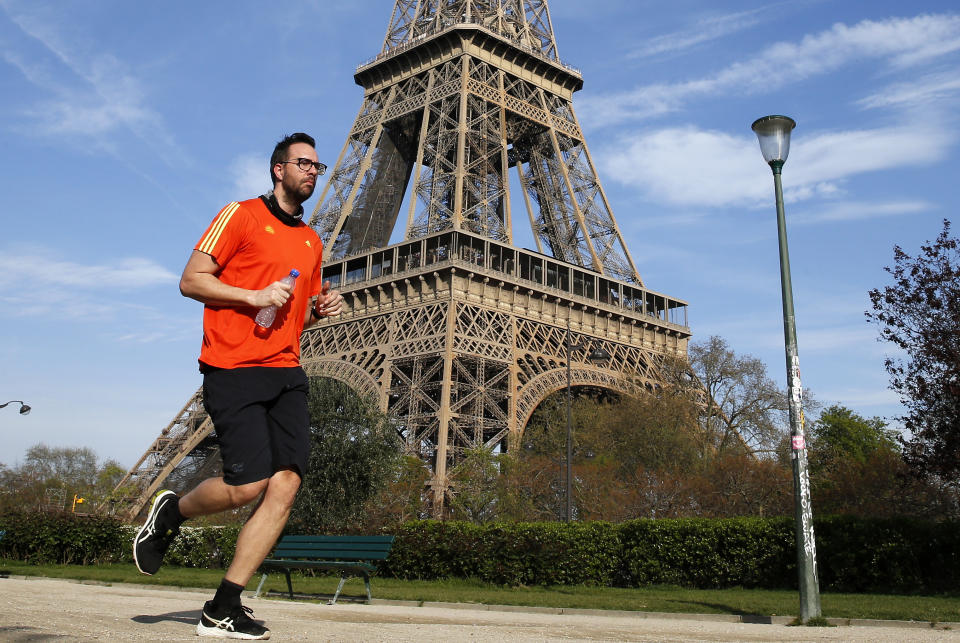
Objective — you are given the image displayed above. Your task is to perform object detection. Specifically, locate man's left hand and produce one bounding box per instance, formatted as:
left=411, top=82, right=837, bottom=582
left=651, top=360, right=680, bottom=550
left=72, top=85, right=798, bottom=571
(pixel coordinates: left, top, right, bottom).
left=314, top=280, right=343, bottom=317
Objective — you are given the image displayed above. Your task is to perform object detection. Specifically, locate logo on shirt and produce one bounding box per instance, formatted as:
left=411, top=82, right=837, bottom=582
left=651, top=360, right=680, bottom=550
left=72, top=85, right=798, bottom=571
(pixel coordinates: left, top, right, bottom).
left=264, top=225, right=275, bottom=234
left=305, top=240, right=312, bottom=248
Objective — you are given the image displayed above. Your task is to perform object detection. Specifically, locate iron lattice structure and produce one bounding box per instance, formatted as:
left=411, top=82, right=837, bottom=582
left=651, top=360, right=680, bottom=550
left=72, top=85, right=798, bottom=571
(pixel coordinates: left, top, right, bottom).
left=111, top=0, right=691, bottom=520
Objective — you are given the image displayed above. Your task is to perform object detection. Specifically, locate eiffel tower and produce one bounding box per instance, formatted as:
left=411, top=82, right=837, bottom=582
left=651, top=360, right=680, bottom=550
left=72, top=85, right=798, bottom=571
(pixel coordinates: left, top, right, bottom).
left=110, top=0, right=691, bottom=520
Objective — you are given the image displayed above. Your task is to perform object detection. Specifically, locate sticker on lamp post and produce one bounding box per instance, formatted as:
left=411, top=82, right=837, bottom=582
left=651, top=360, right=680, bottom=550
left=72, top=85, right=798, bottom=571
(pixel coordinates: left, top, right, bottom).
left=792, top=435, right=806, bottom=450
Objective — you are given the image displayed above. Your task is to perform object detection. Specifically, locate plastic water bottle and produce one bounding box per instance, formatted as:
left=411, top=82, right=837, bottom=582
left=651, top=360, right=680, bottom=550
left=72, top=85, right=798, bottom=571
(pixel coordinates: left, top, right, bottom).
left=255, top=269, right=299, bottom=328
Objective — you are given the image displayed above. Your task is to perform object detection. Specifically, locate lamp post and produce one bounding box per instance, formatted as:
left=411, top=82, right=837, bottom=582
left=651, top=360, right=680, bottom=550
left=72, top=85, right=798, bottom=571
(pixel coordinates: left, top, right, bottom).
left=0, top=400, right=31, bottom=415
left=751, top=115, right=821, bottom=622
left=564, top=317, right=610, bottom=522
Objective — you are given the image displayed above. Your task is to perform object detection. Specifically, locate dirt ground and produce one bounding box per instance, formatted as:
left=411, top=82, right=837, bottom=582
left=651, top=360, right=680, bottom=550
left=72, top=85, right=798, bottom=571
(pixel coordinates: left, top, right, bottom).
left=1, top=576, right=957, bottom=642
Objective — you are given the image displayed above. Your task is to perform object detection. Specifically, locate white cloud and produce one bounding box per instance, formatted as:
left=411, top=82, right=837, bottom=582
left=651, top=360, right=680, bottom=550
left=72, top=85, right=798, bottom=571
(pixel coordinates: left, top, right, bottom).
left=628, top=8, right=766, bottom=59
left=579, top=14, right=960, bottom=127
left=791, top=199, right=934, bottom=225
left=599, top=123, right=954, bottom=208
left=0, top=3, right=185, bottom=164
left=231, top=154, right=272, bottom=199
left=858, top=71, right=960, bottom=109
left=0, top=247, right=178, bottom=290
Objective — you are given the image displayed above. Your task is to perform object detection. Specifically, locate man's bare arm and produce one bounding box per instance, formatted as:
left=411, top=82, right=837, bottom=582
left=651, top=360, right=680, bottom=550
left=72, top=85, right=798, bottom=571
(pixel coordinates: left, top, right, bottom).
left=179, top=250, right=292, bottom=309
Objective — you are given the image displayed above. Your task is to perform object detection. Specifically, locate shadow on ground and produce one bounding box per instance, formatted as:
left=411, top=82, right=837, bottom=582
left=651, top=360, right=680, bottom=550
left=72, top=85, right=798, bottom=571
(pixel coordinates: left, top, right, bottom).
left=666, top=600, right=778, bottom=624
left=131, top=609, right=199, bottom=625
left=0, top=625, right=72, bottom=641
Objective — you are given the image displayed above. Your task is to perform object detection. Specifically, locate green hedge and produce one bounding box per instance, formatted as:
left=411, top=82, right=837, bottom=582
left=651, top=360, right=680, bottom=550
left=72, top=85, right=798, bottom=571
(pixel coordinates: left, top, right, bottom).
left=377, top=517, right=960, bottom=593
left=2, top=511, right=958, bottom=594
left=0, top=511, right=240, bottom=569
left=616, top=516, right=795, bottom=589
left=0, top=511, right=126, bottom=565
left=380, top=521, right=621, bottom=586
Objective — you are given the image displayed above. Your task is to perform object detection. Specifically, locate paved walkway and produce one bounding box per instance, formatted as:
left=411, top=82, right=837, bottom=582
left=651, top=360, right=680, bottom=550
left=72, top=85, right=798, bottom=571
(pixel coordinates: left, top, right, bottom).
left=1, top=577, right=958, bottom=642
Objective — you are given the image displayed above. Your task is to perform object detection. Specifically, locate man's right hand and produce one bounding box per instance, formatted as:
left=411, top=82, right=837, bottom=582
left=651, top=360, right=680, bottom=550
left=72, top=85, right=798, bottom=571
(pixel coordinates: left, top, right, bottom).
left=252, top=279, right=295, bottom=309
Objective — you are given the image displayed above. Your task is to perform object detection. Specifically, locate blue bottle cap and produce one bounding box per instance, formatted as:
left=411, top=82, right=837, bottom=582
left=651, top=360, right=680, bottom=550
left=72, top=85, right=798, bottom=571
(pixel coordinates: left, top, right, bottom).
left=289, top=269, right=300, bottom=278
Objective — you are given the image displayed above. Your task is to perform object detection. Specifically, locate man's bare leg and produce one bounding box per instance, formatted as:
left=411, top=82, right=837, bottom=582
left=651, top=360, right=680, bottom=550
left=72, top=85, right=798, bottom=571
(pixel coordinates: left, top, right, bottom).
left=222, top=469, right=301, bottom=586
left=178, top=477, right=268, bottom=519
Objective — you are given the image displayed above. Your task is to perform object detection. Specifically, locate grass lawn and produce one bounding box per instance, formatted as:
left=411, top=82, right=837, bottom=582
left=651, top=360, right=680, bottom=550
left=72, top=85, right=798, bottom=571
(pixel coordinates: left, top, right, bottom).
left=1, top=560, right=957, bottom=625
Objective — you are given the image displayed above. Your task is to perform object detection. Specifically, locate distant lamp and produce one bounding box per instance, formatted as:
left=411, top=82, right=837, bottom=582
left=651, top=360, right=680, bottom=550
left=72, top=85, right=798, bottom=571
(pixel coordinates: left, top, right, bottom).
left=586, top=348, right=611, bottom=364
left=0, top=400, right=31, bottom=415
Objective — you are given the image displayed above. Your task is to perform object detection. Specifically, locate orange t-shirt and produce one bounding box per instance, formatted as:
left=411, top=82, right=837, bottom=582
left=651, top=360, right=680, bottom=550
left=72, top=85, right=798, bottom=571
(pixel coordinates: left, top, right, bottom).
left=193, top=197, right=324, bottom=369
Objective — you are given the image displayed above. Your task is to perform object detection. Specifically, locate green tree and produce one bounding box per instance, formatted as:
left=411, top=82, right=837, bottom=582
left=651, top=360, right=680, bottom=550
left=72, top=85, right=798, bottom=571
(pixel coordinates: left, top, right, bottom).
left=0, top=444, right=126, bottom=513
left=361, top=455, right=430, bottom=527
left=867, top=219, right=960, bottom=483
left=806, top=404, right=955, bottom=518
left=447, top=447, right=504, bottom=523
left=809, top=405, right=897, bottom=471
left=288, top=378, right=401, bottom=534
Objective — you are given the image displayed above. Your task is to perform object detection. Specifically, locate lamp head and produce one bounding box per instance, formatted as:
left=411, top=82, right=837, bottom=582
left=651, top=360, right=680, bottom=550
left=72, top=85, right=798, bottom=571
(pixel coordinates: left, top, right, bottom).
left=752, top=115, right=796, bottom=167
left=1, top=400, right=30, bottom=415
left=587, top=348, right=611, bottom=365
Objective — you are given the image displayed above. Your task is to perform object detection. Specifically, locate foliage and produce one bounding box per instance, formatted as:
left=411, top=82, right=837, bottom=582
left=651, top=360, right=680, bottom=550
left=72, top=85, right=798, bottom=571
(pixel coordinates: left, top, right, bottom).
left=777, top=404, right=960, bottom=520
left=381, top=520, right=621, bottom=586
left=380, top=516, right=960, bottom=594
left=617, top=517, right=794, bottom=588
left=512, top=378, right=794, bottom=522
left=359, top=455, right=431, bottom=528
left=0, top=510, right=127, bottom=565
left=288, top=377, right=401, bottom=534
left=447, top=448, right=507, bottom=523
left=3, top=510, right=960, bottom=595
left=807, top=405, right=911, bottom=517
left=815, top=515, right=960, bottom=593
left=161, top=524, right=242, bottom=569
left=809, top=405, right=898, bottom=467
left=867, top=219, right=960, bottom=483
left=688, top=336, right=790, bottom=456
left=0, top=444, right=126, bottom=514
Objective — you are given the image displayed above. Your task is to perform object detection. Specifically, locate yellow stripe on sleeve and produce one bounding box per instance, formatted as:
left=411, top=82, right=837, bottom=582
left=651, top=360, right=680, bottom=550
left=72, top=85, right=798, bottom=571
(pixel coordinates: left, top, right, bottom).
left=198, top=202, right=240, bottom=255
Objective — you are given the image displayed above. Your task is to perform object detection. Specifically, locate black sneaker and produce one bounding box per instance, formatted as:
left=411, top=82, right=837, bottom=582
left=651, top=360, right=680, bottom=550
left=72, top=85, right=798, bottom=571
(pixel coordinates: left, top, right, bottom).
left=197, top=600, right=270, bottom=640
left=133, top=489, right=181, bottom=575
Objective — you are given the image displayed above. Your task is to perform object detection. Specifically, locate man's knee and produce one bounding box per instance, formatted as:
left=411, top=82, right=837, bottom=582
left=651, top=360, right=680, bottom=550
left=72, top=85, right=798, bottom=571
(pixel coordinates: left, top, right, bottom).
left=228, top=479, right=268, bottom=507
left=267, top=469, right=302, bottom=505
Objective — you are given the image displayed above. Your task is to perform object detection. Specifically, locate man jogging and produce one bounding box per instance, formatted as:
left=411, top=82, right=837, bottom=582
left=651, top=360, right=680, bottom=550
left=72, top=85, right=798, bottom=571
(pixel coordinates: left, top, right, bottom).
left=134, top=132, right=342, bottom=640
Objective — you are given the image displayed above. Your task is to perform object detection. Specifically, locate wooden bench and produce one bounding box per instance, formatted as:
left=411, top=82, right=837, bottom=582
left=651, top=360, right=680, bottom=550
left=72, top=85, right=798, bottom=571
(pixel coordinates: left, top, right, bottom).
left=254, top=535, right=395, bottom=604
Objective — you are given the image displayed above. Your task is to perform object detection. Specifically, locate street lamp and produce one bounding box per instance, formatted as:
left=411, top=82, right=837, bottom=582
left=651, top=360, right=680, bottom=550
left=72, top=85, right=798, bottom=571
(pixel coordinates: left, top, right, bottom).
left=752, top=115, right=821, bottom=622
left=564, top=317, right=610, bottom=522
left=0, top=400, right=31, bottom=415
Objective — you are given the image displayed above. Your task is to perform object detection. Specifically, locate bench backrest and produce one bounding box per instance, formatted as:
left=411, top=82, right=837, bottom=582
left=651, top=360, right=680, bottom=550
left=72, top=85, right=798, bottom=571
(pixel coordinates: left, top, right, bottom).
left=273, top=535, right=395, bottom=561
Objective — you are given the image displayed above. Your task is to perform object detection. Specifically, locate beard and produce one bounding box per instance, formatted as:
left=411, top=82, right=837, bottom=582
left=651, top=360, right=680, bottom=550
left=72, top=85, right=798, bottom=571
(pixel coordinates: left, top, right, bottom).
left=296, top=179, right=316, bottom=202
left=283, top=173, right=316, bottom=205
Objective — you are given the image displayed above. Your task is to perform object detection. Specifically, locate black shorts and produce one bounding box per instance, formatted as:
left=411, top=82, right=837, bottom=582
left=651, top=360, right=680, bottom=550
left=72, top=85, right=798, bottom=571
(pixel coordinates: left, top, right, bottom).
left=201, top=366, right=310, bottom=486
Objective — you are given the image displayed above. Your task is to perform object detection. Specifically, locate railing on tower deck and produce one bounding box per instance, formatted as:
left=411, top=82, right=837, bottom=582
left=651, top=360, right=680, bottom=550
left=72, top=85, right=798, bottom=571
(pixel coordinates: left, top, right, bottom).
left=320, top=230, right=689, bottom=331
left=359, top=18, right=581, bottom=77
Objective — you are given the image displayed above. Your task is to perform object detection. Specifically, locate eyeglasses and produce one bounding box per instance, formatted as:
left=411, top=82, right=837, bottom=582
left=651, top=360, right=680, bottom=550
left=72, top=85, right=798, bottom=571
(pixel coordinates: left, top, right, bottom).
left=282, top=158, right=327, bottom=175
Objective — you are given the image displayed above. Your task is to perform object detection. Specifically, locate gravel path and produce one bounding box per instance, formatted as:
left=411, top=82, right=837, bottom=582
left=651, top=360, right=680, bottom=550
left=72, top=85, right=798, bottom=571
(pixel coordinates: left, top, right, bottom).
left=1, top=577, right=957, bottom=642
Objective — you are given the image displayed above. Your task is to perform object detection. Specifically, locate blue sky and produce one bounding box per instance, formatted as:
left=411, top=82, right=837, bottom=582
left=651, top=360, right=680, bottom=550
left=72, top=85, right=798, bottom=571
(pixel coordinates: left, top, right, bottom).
left=1, top=0, right=958, bottom=470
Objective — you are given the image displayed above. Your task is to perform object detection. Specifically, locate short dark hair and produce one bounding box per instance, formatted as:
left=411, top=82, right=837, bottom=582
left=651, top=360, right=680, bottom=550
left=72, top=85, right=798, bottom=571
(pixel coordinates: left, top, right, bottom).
left=270, top=132, right=316, bottom=185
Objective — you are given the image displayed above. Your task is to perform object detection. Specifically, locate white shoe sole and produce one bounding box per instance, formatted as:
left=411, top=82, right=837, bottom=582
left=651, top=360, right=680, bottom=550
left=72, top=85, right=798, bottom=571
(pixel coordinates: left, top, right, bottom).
left=196, top=621, right=270, bottom=639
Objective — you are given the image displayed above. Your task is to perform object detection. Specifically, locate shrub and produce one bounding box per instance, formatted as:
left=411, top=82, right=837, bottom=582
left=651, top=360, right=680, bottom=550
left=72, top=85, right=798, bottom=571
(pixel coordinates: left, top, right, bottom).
left=0, top=510, right=126, bottom=565
left=616, top=517, right=794, bottom=588
left=382, top=520, right=621, bottom=586
left=2, top=511, right=958, bottom=595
